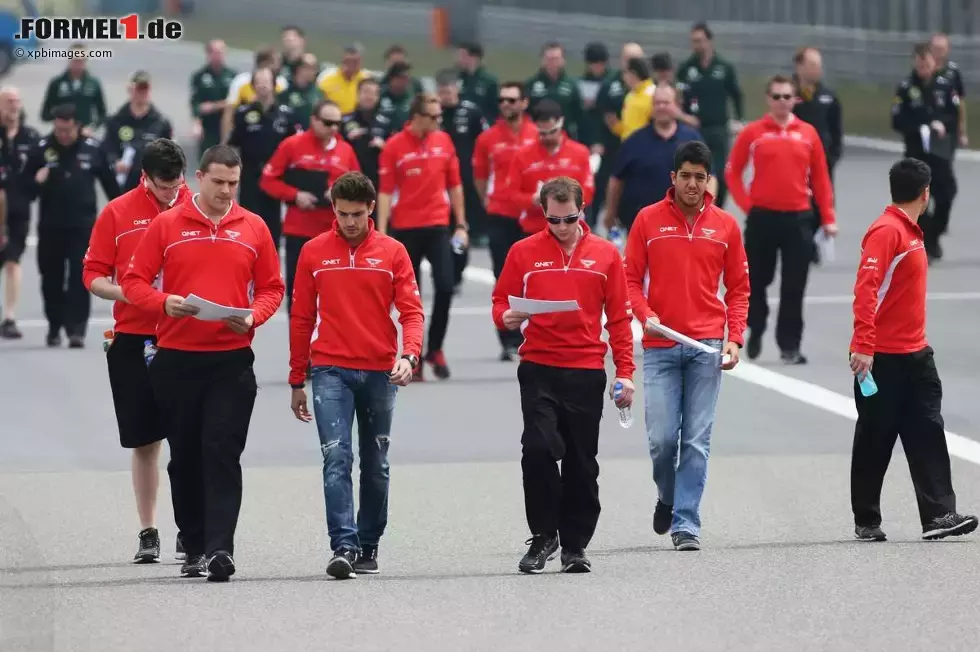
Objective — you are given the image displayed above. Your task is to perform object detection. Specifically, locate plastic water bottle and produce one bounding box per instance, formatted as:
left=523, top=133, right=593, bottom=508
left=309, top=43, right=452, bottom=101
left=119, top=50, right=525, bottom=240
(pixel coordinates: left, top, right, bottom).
left=143, top=339, right=158, bottom=367
left=858, top=371, right=878, bottom=397
left=613, top=381, right=633, bottom=428
left=102, top=329, right=114, bottom=353
left=451, top=233, right=466, bottom=255
left=608, top=226, right=625, bottom=254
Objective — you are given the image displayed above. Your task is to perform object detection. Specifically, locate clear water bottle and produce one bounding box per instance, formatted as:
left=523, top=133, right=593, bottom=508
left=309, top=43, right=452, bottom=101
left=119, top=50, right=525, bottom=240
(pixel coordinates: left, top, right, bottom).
left=451, top=233, right=466, bottom=255
left=102, top=329, right=114, bottom=353
left=143, top=339, right=158, bottom=367
left=608, top=226, right=625, bottom=254
left=613, top=381, right=633, bottom=428
left=858, top=371, right=878, bottom=397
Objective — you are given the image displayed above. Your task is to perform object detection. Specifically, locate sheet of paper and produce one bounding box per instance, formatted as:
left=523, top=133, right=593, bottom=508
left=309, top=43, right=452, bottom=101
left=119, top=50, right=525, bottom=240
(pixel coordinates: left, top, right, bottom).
left=508, top=296, right=580, bottom=315
left=814, top=228, right=836, bottom=263
left=646, top=320, right=721, bottom=354
left=184, top=293, right=254, bottom=321
left=920, top=124, right=931, bottom=153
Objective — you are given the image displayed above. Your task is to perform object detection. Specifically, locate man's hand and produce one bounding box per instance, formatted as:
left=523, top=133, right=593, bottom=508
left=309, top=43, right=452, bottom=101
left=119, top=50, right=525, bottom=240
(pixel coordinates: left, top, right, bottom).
left=822, top=223, right=839, bottom=237
left=644, top=315, right=666, bottom=338
left=501, top=309, right=530, bottom=331
left=295, top=191, right=318, bottom=210
left=291, top=388, right=313, bottom=422
left=960, top=133, right=969, bottom=148
left=200, top=101, right=217, bottom=115
left=609, top=378, right=635, bottom=408
left=931, top=120, right=947, bottom=138
left=370, top=136, right=385, bottom=149
left=164, top=295, right=200, bottom=318
left=721, top=341, right=741, bottom=370
left=850, top=352, right=874, bottom=378
left=114, top=159, right=130, bottom=174
left=602, top=211, right=619, bottom=230
left=223, top=314, right=254, bottom=334
left=389, top=358, right=414, bottom=386
left=34, top=167, right=50, bottom=184
left=454, top=227, right=469, bottom=249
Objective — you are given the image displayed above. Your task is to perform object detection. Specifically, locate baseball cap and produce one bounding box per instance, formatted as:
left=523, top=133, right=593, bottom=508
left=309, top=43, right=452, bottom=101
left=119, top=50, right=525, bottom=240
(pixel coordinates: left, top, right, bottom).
left=131, top=71, right=151, bottom=87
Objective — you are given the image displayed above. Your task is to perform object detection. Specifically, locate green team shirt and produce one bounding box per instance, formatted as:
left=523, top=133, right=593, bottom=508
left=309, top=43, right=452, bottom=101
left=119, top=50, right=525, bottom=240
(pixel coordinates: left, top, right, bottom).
left=40, top=71, right=107, bottom=128
left=579, top=68, right=618, bottom=148
left=189, top=64, right=237, bottom=149
left=459, top=66, right=499, bottom=122
left=278, top=82, right=323, bottom=130
left=378, top=89, right=413, bottom=130
left=675, top=54, right=744, bottom=128
left=524, top=69, right=584, bottom=141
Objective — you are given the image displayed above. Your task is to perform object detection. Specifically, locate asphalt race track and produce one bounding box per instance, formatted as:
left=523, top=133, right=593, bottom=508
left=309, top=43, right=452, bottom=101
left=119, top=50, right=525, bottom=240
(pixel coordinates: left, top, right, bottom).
left=2, top=41, right=980, bottom=652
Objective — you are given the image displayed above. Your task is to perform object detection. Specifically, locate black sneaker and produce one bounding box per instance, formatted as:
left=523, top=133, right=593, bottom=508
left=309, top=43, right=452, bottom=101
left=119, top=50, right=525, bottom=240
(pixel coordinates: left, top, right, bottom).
left=0, top=319, right=22, bottom=339
left=175, top=533, right=186, bottom=560
left=326, top=548, right=358, bottom=579
left=653, top=500, right=673, bottom=535
left=133, top=527, right=161, bottom=563
left=518, top=534, right=559, bottom=574
left=499, top=348, right=513, bottom=362
left=206, top=551, right=236, bottom=582
left=746, top=332, right=762, bottom=360
left=46, top=332, right=61, bottom=348
left=780, top=350, right=808, bottom=365
left=923, top=513, right=979, bottom=540
left=672, top=531, right=701, bottom=551
left=180, top=554, right=206, bottom=577
left=854, top=525, right=887, bottom=542
left=353, top=546, right=379, bottom=575
left=560, top=549, right=592, bottom=573
left=68, top=334, right=85, bottom=349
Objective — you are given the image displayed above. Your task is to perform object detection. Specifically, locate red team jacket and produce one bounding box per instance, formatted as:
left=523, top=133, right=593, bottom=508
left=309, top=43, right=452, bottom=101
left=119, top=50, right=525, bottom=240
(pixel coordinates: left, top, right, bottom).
left=850, top=205, right=929, bottom=356
left=259, top=131, right=361, bottom=238
left=472, top=118, right=538, bottom=218
left=287, top=219, right=424, bottom=385
left=725, top=114, right=836, bottom=225
left=624, top=190, right=750, bottom=349
left=82, top=182, right=192, bottom=336
left=491, top=222, right=635, bottom=379
left=121, top=198, right=285, bottom=351
left=504, top=136, right=595, bottom=234
left=379, top=126, right=462, bottom=230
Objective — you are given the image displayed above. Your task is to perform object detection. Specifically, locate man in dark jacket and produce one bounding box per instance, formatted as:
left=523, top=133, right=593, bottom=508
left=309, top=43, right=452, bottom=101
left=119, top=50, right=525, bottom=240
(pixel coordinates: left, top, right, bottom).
left=342, top=77, right=389, bottom=189
left=102, top=71, right=174, bottom=193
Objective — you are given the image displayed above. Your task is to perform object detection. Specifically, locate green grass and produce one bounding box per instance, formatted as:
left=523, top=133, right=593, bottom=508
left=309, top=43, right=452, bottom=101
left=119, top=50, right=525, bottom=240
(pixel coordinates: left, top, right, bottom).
left=177, top=18, right=979, bottom=144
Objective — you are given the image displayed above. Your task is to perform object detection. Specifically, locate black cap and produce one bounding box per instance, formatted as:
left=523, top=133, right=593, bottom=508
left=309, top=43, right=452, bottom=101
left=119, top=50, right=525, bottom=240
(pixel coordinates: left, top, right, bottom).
left=387, top=61, right=412, bottom=77
left=584, top=42, right=608, bottom=63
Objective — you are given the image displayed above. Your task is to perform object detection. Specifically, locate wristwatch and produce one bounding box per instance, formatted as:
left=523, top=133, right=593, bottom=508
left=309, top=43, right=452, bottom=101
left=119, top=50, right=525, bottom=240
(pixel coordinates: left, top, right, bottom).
left=291, top=383, right=305, bottom=390
left=454, top=223, right=469, bottom=232
left=401, top=353, right=419, bottom=368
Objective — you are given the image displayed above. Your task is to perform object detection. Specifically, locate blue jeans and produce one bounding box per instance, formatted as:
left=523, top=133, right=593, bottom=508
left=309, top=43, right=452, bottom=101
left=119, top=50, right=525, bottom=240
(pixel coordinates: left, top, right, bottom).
left=311, top=366, right=398, bottom=553
left=642, top=340, right=723, bottom=537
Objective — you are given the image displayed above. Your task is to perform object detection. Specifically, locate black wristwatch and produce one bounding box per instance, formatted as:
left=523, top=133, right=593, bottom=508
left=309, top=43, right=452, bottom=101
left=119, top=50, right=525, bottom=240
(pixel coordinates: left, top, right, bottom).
left=401, top=353, right=419, bottom=368
left=291, top=383, right=305, bottom=390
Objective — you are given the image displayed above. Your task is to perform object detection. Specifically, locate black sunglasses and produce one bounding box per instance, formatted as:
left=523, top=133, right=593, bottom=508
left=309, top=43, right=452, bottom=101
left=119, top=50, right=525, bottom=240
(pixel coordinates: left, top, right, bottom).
left=318, top=117, right=341, bottom=127
left=499, top=97, right=519, bottom=104
left=545, top=213, right=580, bottom=225
left=770, top=93, right=794, bottom=101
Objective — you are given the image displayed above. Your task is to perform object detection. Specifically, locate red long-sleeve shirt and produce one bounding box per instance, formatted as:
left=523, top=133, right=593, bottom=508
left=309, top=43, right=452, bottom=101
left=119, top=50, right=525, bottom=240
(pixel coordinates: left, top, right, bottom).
left=491, top=221, right=635, bottom=379
left=288, top=219, right=424, bottom=386
left=624, top=189, right=750, bottom=348
left=725, top=114, right=836, bottom=225
left=378, top=126, right=462, bottom=230
left=850, top=205, right=929, bottom=356
left=472, top=117, right=538, bottom=218
left=121, top=197, right=285, bottom=351
left=504, top=136, right=595, bottom=234
left=259, top=131, right=361, bottom=239
left=82, top=183, right=191, bottom=335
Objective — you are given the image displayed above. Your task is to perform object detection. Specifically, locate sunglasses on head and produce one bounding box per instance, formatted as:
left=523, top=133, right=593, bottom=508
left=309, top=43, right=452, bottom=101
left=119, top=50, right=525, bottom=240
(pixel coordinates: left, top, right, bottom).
left=770, top=93, right=794, bottom=101
left=545, top=212, right=580, bottom=225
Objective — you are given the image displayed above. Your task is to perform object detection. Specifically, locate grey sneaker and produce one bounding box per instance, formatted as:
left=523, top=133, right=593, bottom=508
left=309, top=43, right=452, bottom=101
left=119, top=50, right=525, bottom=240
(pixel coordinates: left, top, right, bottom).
left=672, top=531, right=701, bottom=551
left=923, top=513, right=978, bottom=540
left=854, top=525, right=887, bottom=542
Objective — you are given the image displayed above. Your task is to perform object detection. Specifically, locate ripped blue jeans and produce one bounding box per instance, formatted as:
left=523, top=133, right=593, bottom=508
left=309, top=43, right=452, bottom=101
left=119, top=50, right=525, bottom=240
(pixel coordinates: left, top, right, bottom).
left=311, top=366, right=398, bottom=553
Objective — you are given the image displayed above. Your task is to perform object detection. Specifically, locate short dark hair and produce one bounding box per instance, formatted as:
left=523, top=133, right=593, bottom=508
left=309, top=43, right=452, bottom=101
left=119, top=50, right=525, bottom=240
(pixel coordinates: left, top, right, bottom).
left=651, top=52, right=673, bottom=72
left=889, top=158, right=931, bottom=203
left=539, top=176, right=584, bottom=211
left=142, top=138, right=186, bottom=181
left=435, top=68, right=458, bottom=88
left=199, top=145, right=242, bottom=173
left=457, top=41, right=483, bottom=58
left=673, top=141, right=713, bottom=174
left=281, top=25, right=304, bottom=37
left=767, top=74, right=795, bottom=93
left=499, top=81, right=525, bottom=99
left=541, top=41, right=563, bottom=55
left=913, top=42, right=932, bottom=59
left=691, top=21, right=713, bottom=39
left=330, top=171, right=377, bottom=205
left=384, top=44, right=407, bottom=60
left=626, top=57, right=650, bottom=80
left=409, top=92, right=439, bottom=117
left=254, top=46, right=277, bottom=68
left=52, top=104, right=77, bottom=122
left=532, top=99, right=562, bottom=122
left=312, top=99, right=340, bottom=120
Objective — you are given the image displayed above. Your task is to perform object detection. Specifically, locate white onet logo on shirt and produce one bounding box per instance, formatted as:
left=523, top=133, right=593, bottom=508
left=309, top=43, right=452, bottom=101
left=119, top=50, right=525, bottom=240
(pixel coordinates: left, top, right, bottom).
left=181, top=230, right=201, bottom=237
left=133, top=218, right=151, bottom=226
left=866, top=257, right=878, bottom=263
left=225, top=230, right=240, bottom=239
left=366, top=258, right=382, bottom=267
left=581, top=259, right=595, bottom=268
left=534, top=261, right=555, bottom=268
left=660, top=226, right=678, bottom=233
left=322, top=258, right=341, bottom=265
left=701, top=228, right=715, bottom=236
left=910, top=239, right=921, bottom=246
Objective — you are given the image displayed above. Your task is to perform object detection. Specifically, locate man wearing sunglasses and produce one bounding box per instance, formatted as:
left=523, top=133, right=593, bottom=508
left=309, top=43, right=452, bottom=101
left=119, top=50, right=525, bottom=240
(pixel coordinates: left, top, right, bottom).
left=725, top=74, right=837, bottom=365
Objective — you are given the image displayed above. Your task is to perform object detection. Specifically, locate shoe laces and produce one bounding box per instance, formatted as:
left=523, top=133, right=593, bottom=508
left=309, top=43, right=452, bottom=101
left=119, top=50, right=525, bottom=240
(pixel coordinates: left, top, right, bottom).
left=934, top=512, right=959, bottom=528
left=525, top=535, right=552, bottom=557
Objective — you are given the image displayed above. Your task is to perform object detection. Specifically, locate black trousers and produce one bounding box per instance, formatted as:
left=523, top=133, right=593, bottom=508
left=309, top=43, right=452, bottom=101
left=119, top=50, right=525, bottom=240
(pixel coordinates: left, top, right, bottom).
left=451, top=181, right=484, bottom=287
left=150, top=347, right=258, bottom=557
left=919, top=155, right=957, bottom=249
left=587, top=147, right=616, bottom=227
left=745, top=208, right=814, bottom=352
left=239, top=182, right=283, bottom=248
left=285, top=235, right=312, bottom=315
left=36, top=225, right=92, bottom=337
left=851, top=347, right=956, bottom=528
left=518, top=361, right=606, bottom=552
left=391, top=226, right=454, bottom=355
left=487, top=214, right=526, bottom=350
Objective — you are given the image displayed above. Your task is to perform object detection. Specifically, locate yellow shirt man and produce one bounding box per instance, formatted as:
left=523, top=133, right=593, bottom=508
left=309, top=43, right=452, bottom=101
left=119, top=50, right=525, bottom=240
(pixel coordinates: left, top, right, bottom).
left=619, top=79, right=655, bottom=141
left=316, top=67, right=373, bottom=114
left=225, top=71, right=288, bottom=107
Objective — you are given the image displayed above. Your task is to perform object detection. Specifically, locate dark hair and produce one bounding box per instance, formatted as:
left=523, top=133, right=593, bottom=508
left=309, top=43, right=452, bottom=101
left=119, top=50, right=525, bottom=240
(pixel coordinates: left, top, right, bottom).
left=384, top=44, right=407, bottom=60
left=312, top=99, right=340, bottom=120
left=532, top=99, right=562, bottom=122
left=199, top=145, right=242, bottom=172
left=281, top=25, right=304, bottom=37
left=330, top=171, right=377, bottom=204
left=913, top=42, right=932, bottom=58
left=51, top=104, right=77, bottom=122
left=254, top=46, right=278, bottom=68
left=767, top=74, right=795, bottom=93
left=691, top=21, right=713, bottom=39
left=539, top=176, right=584, bottom=211
left=626, top=57, right=650, bottom=80
left=651, top=52, right=673, bottom=72
left=457, top=41, right=483, bottom=58
left=142, top=138, right=186, bottom=181
left=499, top=81, right=525, bottom=99
left=541, top=41, right=563, bottom=55
left=673, top=141, right=713, bottom=174
left=409, top=92, right=439, bottom=117
left=889, top=158, right=931, bottom=203
left=435, top=68, right=458, bottom=88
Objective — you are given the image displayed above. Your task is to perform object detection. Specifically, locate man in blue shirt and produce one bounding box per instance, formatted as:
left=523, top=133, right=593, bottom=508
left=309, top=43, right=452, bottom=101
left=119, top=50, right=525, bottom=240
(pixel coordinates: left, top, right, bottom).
left=604, top=85, right=702, bottom=231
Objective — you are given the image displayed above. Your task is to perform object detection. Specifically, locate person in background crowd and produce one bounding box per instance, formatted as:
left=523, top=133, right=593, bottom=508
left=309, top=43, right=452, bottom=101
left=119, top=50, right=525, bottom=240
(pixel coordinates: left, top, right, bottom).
left=472, top=81, right=537, bottom=360
left=190, top=39, right=237, bottom=157
left=492, top=176, right=635, bottom=575
left=288, top=171, right=423, bottom=580
left=377, top=93, right=468, bottom=382
left=930, top=32, right=967, bottom=148
left=39, top=43, right=107, bottom=135
left=676, top=22, right=744, bottom=208
left=381, top=45, right=425, bottom=97
left=22, top=105, right=120, bottom=348
left=0, top=87, right=40, bottom=340
left=457, top=41, right=499, bottom=121
left=892, top=42, right=959, bottom=262
left=618, top=58, right=655, bottom=141
left=278, top=52, right=324, bottom=130
left=577, top=42, right=611, bottom=155
left=82, top=138, right=191, bottom=564
left=280, top=25, right=308, bottom=82
left=525, top=41, right=583, bottom=140
left=652, top=52, right=700, bottom=130
left=507, top=100, right=594, bottom=235
left=122, top=145, right=285, bottom=582
left=228, top=67, right=297, bottom=251
left=342, top=78, right=389, bottom=188
left=318, top=43, right=372, bottom=115
left=604, top=85, right=702, bottom=232
left=726, top=74, right=836, bottom=365
left=220, top=47, right=288, bottom=143
left=378, top=62, right=415, bottom=130
left=848, top=157, right=977, bottom=543
left=625, top=141, right=748, bottom=552
left=102, top=71, right=174, bottom=194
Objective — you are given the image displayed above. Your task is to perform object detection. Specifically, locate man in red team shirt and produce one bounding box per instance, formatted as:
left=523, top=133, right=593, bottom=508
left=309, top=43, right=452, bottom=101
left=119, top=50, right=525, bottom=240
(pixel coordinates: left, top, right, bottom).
left=288, top=172, right=423, bottom=579
left=625, top=141, right=749, bottom=551
left=725, top=74, right=837, bottom=365
left=260, top=99, right=361, bottom=312
left=492, top=176, right=634, bottom=575
left=472, top=80, right=537, bottom=360
left=505, top=99, right=595, bottom=236
left=377, top=92, right=468, bottom=381
left=83, top=138, right=191, bottom=564
left=121, top=145, right=284, bottom=582
left=848, top=157, right=977, bottom=543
